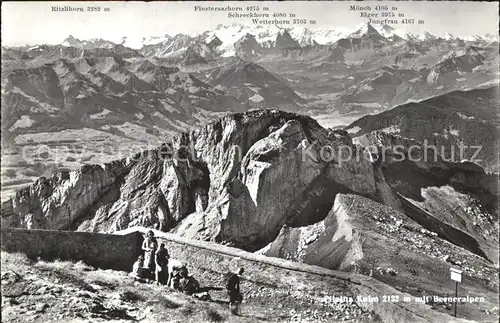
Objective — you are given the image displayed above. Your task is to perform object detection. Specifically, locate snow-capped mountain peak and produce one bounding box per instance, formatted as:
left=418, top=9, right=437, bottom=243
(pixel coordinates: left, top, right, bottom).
left=349, top=22, right=383, bottom=39
left=483, top=32, right=499, bottom=42
left=287, top=27, right=318, bottom=46
left=404, top=31, right=437, bottom=42
left=120, top=34, right=173, bottom=49
left=61, top=35, right=83, bottom=47
left=443, top=32, right=455, bottom=40
left=374, top=24, right=395, bottom=38
left=312, top=28, right=350, bottom=45
left=42, top=24, right=499, bottom=60
left=463, top=35, right=485, bottom=42
left=61, top=35, right=117, bottom=49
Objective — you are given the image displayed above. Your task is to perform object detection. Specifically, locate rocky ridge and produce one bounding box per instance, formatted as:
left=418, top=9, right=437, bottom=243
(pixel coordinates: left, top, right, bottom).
left=2, top=110, right=497, bottom=255
left=2, top=110, right=381, bottom=248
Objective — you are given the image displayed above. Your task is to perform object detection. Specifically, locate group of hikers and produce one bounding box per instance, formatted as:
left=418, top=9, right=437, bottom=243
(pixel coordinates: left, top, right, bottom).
left=130, top=230, right=244, bottom=314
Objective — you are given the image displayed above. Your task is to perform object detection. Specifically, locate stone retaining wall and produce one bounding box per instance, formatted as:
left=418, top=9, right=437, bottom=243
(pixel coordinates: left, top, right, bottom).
left=1, top=228, right=142, bottom=271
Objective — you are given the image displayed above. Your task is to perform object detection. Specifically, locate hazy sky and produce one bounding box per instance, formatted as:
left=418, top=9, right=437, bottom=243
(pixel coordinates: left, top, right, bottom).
left=2, top=1, right=498, bottom=46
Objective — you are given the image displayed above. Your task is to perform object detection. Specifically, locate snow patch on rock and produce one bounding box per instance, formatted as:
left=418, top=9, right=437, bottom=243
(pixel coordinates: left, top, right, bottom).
left=9, top=115, right=35, bottom=131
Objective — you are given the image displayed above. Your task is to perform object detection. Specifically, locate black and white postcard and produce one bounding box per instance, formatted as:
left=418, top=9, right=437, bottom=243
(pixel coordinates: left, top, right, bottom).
left=1, top=1, right=499, bottom=322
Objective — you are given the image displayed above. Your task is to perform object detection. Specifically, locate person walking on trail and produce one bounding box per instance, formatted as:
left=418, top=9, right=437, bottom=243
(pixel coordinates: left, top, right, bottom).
left=226, top=267, right=244, bottom=315
left=142, top=230, right=158, bottom=278
left=155, top=243, right=170, bottom=284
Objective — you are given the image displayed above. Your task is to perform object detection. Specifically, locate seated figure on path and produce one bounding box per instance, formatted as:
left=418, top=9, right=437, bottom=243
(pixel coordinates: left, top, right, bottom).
left=178, top=266, right=200, bottom=295
left=166, top=259, right=184, bottom=289
left=142, top=230, right=158, bottom=279
left=129, top=255, right=145, bottom=279
left=155, top=243, right=170, bottom=285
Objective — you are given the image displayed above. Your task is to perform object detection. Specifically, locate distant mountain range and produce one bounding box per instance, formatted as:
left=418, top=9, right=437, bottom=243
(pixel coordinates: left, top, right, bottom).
left=117, top=23, right=499, bottom=53
left=107, top=23, right=498, bottom=60
left=5, top=23, right=498, bottom=62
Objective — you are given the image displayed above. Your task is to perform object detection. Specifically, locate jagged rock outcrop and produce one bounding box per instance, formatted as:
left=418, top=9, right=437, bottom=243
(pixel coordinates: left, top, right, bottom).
left=2, top=110, right=381, bottom=249
left=3, top=162, right=128, bottom=230
left=181, top=47, right=208, bottom=65
left=234, top=33, right=263, bottom=60
left=204, top=34, right=222, bottom=50
left=275, top=29, right=301, bottom=50
left=171, top=116, right=382, bottom=250
left=335, top=23, right=389, bottom=52
left=168, top=110, right=396, bottom=250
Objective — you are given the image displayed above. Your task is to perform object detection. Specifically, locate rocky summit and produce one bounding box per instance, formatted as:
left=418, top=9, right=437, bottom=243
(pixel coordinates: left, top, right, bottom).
left=2, top=110, right=375, bottom=245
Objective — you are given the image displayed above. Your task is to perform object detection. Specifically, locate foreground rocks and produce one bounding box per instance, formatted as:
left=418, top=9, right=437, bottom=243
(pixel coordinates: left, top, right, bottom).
left=0, top=252, right=379, bottom=323
left=261, top=194, right=498, bottom=281
left=354, top=131, right=499, bottom=264
left=259, top=194, right=499, bottom=322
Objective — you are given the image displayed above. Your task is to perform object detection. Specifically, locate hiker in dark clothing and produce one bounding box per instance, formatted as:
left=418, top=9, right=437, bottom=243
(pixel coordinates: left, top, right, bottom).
left=226, top=267, right=244, bottom=315
left=155, top=243, right=169, bottom=284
